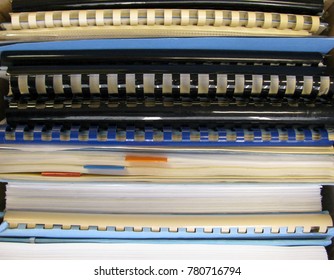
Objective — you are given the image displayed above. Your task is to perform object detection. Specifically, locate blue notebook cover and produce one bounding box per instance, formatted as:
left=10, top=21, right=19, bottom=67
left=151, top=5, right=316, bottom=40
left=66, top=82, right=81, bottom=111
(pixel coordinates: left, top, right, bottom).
left=0, top=37, right=334, bottom=54
left=0, top=221, right=333, bottom=246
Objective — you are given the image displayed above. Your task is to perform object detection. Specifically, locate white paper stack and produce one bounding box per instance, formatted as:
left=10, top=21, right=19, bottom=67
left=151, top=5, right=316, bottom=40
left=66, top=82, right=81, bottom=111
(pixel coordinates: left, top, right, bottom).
left=0, top=243, right=328, bottom=260
left=4, top=181, right=323, bottom=214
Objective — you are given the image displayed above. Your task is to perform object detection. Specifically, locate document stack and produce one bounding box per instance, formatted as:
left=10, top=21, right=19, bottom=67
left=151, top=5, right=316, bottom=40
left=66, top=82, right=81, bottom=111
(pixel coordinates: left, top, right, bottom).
left=0, top=0, right=333, bottom=260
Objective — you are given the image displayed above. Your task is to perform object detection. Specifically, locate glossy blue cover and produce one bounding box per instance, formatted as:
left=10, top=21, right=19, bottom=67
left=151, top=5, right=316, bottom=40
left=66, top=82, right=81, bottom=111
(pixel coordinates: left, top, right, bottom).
left=0, top=38, right=334, bottom=54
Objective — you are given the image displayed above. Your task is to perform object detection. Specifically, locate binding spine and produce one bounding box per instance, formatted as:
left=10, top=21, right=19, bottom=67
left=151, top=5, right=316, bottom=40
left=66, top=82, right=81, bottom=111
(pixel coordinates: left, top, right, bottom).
left=4, top=211, right=332, bottom=234
left=6, top=223, right=329, bottom=235
left=8, top=9, right=321, bottom=34
left=8, top=74, right=332, bottom=97
left=1, top=124, right=331, bottom=145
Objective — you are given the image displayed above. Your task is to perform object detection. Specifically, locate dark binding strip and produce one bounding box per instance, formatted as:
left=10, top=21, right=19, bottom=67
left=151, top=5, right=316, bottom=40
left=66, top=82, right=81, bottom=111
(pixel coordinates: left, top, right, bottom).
left=322, top=186, right=334, bottom=218
left=5, top=98, right=334, bottom=126
left=323, top=186, right=334, bottom=260
left=0, top=79, right=8, bottom=121
left=327, top=244, right=334, bottom=260
left=1, top=50, right=324, bottom=67
left=7, top=65, right=329, bottom=76
left=0, top=183, right=5, bottom=223
left=11, top=0, right=324, bottom=15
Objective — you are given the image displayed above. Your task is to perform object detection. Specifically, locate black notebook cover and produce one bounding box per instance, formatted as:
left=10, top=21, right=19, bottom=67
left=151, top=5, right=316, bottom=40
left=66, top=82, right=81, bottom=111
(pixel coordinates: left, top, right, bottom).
left=11, top=0, right=324, bottom=15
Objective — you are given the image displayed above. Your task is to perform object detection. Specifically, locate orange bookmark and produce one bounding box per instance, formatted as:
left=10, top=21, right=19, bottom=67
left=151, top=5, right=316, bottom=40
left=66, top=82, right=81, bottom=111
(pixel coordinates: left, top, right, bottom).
left=41, top=172, right=82, bottom=177
left=125, top=155, right=168, bottom=163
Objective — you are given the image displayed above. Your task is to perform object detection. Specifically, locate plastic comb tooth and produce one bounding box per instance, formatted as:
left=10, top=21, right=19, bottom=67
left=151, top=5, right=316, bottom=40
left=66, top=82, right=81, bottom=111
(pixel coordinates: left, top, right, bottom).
left=186, top=227, right=196, bottom=233
left=115, top=226, right=125, bottom=232
left=79, top=225, right=89, bottom=230
left=44, top=224, right=54, bottom=230
left=203, top=227, right=214, bottom=233
left=254, top=227, right=264, bottom=234
left=303, top=226, right=312, bottom=233
left=220, top=227, right=231, bottom=234
left=61, top=225, right=71, bottom=230
left=287, top=226, right=297, bottom=234
left=167, top=227, right=178, bottom=233
left=133, top=227, right=143, bottom=232
left=150, top=227, right=161, bottom=233
left=237, top=227, right=248, bottom=234
left=319, top=226, right=329, bottom=233
left=26, top=223, right=36, bottom=229
left=271, top=227, right=280, bottom=234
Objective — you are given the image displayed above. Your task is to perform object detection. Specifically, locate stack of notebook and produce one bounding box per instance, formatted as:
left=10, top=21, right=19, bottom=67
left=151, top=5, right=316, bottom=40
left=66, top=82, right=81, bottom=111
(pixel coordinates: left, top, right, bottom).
left=0, top=0, right=334, bottom=260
